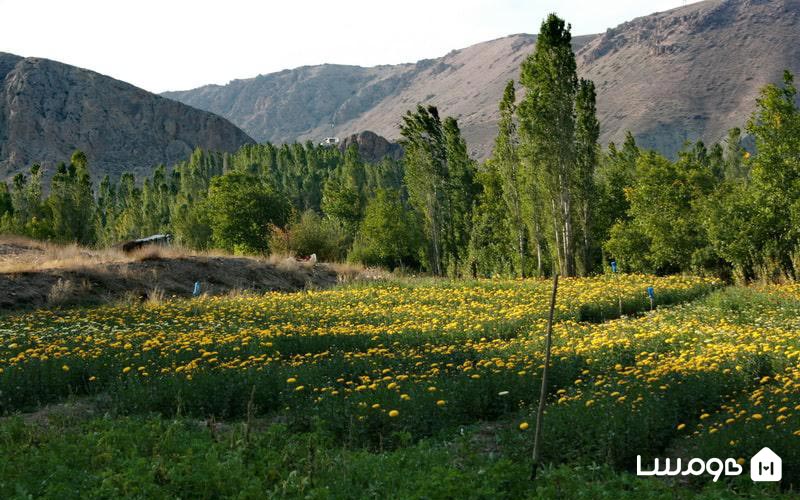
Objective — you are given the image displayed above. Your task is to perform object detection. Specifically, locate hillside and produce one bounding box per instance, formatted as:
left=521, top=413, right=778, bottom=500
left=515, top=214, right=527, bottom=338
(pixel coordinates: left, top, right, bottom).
left=164, top=0, right=800, bottom=159
left=163, top=35, right=594, bottom=159
left=0, top=54, right=254, bottom=181
left=577, top=0, right=800, bottom=154
left=0, top=236, right=365, bottom=311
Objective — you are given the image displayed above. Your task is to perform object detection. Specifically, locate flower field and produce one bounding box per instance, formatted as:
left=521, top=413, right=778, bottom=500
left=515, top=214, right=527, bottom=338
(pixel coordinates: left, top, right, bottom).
left=0, top=274, right=798, bottom=497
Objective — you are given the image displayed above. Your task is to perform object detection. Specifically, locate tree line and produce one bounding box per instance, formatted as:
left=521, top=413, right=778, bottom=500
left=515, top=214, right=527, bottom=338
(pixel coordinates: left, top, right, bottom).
left=2, top=14, right=799, bottom=282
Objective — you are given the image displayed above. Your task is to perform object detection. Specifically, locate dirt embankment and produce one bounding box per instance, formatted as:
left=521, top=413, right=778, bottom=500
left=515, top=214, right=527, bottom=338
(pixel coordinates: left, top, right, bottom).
left=0, top=237, right=359, bottom=312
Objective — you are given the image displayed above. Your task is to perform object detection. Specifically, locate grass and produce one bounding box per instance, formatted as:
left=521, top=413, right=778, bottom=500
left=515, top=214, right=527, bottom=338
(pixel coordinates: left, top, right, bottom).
left=0, top=275, right=796, bottom=497
left=0, top=415, right=785, bottom=500
left=0, top=234, right=328, bottom=274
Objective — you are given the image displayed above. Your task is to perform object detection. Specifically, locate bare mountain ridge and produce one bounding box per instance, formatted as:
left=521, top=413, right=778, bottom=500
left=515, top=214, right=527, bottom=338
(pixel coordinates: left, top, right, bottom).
left=0, top=54, right=254, bottom=181
left=164, top=0, right=800, bottom=159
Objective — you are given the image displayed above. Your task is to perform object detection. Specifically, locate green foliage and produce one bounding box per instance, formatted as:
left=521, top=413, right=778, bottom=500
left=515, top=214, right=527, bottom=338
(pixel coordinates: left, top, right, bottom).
left=517, top=14, right=597, bottom=277
left=746, top=71, right=800, bottom=279
left=349, top=189, right=422, bottom=269
left=605, top=148, right=717, bottom=274
left=46, top=153, right=96, bottom=245
left=206, top=172, right=290, bottom=254
left=400, top=105, right=477, bottom=276
left=269, top=209, right=349, bottom=262
left=2, top=415, right=781, bottom=499
left=321, top=145, right=367, bottom=234
left=594, top=133, right=639, bottom=258
left=171, top=201, right=213, bottom=250
left=575, top=78, right=601, bottom=275
left=467, top=160, right=515, bottom=277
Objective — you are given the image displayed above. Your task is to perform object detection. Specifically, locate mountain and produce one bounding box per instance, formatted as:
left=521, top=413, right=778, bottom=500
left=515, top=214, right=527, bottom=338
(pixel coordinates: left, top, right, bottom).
left=0, top=53, right=254, bottom=181
left=163, top=35, right=594, bottom=160
left=577, top=0, right=800, bottom=154
left=163, top=0, right=800, bottom=159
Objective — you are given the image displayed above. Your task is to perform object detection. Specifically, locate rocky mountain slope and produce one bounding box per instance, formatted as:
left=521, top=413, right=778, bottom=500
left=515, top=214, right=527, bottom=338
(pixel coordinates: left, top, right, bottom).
left=0, top=54, right=254, bottom=181
left=578, top=0, right=800, bottom=154
left=164, top=0, right=800, bottom=159
left=163, top=35, right=593, bottom=159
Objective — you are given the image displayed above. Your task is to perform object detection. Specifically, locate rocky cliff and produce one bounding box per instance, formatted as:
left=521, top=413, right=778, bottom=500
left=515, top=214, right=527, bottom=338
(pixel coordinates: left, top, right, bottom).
left=0, top=54, right=254, bottom=181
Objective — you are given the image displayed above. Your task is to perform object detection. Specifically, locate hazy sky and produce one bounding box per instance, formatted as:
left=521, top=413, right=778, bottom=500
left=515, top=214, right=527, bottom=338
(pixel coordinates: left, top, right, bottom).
left=0, top=0, right=691, bottom=93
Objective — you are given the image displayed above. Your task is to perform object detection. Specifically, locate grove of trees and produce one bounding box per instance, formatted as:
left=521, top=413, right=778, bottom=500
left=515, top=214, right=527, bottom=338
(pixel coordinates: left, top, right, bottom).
left=2, top=15, right=800, bottom=283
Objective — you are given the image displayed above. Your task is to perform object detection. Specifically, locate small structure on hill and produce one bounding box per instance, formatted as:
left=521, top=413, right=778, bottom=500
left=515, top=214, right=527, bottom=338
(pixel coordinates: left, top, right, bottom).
left=121, top=234, right=173, bottom=253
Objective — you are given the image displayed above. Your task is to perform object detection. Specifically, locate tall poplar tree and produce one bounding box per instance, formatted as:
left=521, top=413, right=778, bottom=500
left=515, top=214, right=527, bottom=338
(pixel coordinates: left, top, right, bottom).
left=518, top=14, right=580, bottom=276
left=494, top=80, right=530, bottom=276
left=400, top=105, right=476, bottom=276
left=574, top=78, right=600, bottom=275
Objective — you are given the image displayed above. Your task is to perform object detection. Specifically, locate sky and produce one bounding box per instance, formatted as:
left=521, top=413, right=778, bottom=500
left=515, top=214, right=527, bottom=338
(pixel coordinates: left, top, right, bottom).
left=0, top=0, right=692, bottom=93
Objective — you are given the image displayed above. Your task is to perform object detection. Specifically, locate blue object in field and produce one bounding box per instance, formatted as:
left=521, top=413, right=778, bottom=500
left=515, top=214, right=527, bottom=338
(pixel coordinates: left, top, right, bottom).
left=193, top=281, right=201, bottom=297
left=610, top=260, right=618, bottom=273
left=647, top=286, right=655, bottom=299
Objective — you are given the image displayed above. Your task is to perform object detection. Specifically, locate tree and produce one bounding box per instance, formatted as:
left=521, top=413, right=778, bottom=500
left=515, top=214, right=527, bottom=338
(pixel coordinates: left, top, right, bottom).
left=400, top=105, right=478, bottom=276
left=746, top=70, right=800, bottom=279
left=604, top=149, right=717, bottom=274
left=723, top=127, right=748, bottom=180
left=349, top=189, right=422, bottom=269
left=518, top=14, right=580, bottom=276
left=0, top=182, right=12, bottom=219
left=172, top=201, right=213, bottom=250
left=574, top=78, right=600, bottom=275
left=47, top=151, right=96, bottom=245
left=442, top=117, right=478, bottom=276
left=9, top=164, right=50, bottom=239
left=468, top=159, right=514, bottom=277
left=701, top=180, right=761, bottom=282
left=269, top=210, right=348, bottom=262
left=401, top=105, right=448, bottom=275
left=206, top=172, right=290, bottom=254
left=493, top=80, right=529, bottom=276
left=595, top=133, right=639, bottom=262
left=321, top=144, right=366, bottom=234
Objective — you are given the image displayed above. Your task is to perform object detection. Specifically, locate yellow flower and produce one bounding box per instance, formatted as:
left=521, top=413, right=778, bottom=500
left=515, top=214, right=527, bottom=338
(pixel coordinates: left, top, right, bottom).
left=389, top=410, right=399, bottom=417
left=700, top=413, right=710, bottom=420
left=752, top=413, right=763, bottom=420
left=61, top=365, right=70, bottom=372
left=122, top=366, right=132, bottom=374
left=519, top=422, right=529, bottom=431
left=371, top=403, right=380, bottom=409
left=677, top=423, right=686, bottom=430
left=295, top=385, right=305, bottom=391
left=585, top=400, right=595, bottom=407
left=286, top=377, right=297, bottom=384
left=436, top=400, right=446, bottom=407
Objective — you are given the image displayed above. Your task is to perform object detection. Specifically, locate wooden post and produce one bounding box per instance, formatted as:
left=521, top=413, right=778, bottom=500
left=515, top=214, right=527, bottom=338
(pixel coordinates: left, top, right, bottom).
left=531, top=273, right=559, bottom=480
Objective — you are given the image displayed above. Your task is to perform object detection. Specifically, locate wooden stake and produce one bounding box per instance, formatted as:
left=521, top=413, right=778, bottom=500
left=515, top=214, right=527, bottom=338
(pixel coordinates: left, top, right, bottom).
left=531, top=273, right=558, bottom=480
